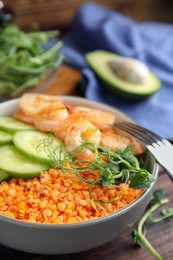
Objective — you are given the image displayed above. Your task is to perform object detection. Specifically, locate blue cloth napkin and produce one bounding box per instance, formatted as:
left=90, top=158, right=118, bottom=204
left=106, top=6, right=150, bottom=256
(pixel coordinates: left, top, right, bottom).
left=62, top=3, right=173, bottom=140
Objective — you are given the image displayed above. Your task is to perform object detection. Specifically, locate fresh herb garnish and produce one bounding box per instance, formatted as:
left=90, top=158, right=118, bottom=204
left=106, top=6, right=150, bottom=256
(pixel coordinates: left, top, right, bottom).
left=0, top=23, right=63, bottom=97
left=132, top=188, right=173, bottom=260
left=42, top=137, right=155, bottom=198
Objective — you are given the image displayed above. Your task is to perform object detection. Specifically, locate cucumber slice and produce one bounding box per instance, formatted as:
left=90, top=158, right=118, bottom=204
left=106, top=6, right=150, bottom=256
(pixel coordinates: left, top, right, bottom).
left=0, top=116, right=35, bottom=133
left=0, top=145, right=49, bottom=178
left=13, top=130, right=64, bottom=164
left=0, top=170, right=10, bottom=182
left=0, top=130, right=12, bottom=145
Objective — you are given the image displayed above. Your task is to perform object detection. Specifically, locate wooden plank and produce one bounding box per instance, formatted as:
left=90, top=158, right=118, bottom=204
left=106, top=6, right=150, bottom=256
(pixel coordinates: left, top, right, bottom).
left=43, top=65, right=81, bottom=95
left=30, top=65, right=81, bottom=96
left=5, top=0, right=173, bottom=29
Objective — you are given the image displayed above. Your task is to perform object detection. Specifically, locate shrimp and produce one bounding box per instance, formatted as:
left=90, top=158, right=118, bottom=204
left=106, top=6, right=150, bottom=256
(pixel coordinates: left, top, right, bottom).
left=54, top=113, right=83, bottom=141
left=14, top=110, right=35, bottom=125
left=33, top=118, right=59, bottom=132
left=17, top=94, right=144, bottom=154
left=65, top=119, right=101, bottom=161
left=101, top=128, right=144, bottom=154
left=34, top=108, right=69, bottom=132
left=14, top=110, right=68, bottom=132
left=19, top=93, right=68, bottom=116
left=128, top=135, right=145, bottom=154
left=69, top=106, right=116, bottom=130
left=101, top=128, right=131, bottom=151
left=18, top=93, right=69, bottom=132
left=112, top=127, right=145, bottom=154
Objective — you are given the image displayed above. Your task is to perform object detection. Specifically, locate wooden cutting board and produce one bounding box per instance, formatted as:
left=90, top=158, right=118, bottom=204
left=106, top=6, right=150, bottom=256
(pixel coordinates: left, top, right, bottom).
left=41, top=65, right=81, bottom=96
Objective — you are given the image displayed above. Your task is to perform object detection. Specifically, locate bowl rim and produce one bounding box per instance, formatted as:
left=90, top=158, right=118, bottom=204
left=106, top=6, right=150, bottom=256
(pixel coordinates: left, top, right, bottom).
left=0, top=96, right=159, bottom=228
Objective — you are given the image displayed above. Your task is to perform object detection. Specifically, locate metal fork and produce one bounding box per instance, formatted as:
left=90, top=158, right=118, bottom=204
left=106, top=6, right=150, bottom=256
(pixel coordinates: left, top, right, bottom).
left=113, top=121, right=173, bottom=182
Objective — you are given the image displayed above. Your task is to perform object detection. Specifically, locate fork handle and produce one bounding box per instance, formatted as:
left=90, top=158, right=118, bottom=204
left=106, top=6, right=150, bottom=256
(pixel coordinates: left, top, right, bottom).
left=156, top=158, right=173, bottom=182
left=148, top=141, right=173, bottom=183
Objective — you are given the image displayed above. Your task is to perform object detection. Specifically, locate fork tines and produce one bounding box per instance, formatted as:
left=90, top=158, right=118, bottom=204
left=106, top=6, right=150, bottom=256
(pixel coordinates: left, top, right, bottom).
left=113, top=121, right=173, bottom=183
left=113, top=121, right=162, bottom=146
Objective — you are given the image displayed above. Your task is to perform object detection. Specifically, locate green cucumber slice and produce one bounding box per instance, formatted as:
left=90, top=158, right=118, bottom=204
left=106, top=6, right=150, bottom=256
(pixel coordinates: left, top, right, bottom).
left=0, top=170, right=10, bottom=182
left=0, top=130, right=12, bottom=145
left=0, top=116, right=35, bottom=133
left=0, top=145, right=49, bottom=178
left=13, top=130, right=64, bottom=164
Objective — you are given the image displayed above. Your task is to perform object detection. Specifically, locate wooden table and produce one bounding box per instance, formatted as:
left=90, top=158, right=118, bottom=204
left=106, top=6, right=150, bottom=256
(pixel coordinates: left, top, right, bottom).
left=0, top=66, right=173, bottom=260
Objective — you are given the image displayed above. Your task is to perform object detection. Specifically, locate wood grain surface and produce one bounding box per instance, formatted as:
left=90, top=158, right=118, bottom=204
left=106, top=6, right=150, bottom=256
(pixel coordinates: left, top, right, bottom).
left=4, top=0, right=173, bottom=30
left=39, top=65, right=81, bottom=96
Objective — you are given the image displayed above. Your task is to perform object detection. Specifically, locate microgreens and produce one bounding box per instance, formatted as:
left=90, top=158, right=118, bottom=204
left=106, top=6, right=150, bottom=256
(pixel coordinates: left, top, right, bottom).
left=132, top=188, right=173, bottom=260
left=42, top=136, right=155, bottom=201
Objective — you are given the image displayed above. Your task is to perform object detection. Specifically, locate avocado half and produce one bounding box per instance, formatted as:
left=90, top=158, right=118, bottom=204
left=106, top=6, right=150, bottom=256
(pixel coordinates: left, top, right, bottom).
left=85, top=50, right=161, bottom=100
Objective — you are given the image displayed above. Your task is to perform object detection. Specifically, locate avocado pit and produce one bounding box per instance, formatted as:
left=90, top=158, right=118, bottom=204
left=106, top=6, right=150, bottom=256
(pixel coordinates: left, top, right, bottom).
left=108, top=58, right=150, bottom=85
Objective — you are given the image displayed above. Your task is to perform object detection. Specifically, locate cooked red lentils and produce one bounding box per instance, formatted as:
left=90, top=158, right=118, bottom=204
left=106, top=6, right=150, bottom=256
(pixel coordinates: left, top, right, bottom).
left=0, top=168, right=143, bottom=223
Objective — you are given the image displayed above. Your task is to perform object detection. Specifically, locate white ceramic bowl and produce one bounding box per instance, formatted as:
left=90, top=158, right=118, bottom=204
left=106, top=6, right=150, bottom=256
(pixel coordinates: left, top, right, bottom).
left=0, top=96, right=159, bottom=254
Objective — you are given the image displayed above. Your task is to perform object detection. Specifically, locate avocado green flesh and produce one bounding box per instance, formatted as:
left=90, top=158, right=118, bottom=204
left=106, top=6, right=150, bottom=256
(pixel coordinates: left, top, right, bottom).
left=85, top=50, right=161, bottom=98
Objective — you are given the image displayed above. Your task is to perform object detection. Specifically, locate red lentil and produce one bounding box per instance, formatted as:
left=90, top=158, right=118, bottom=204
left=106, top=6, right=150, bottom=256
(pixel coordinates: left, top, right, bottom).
left=0, top=169, right=143, bottom=223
